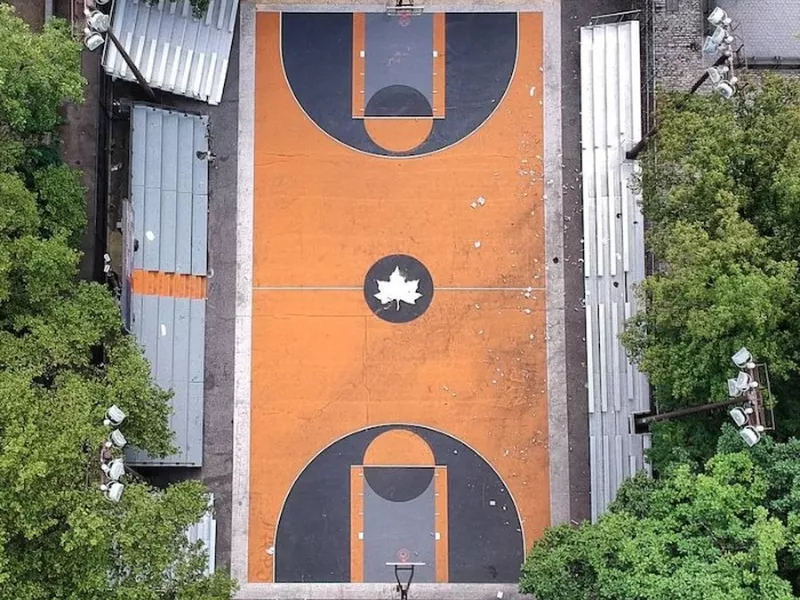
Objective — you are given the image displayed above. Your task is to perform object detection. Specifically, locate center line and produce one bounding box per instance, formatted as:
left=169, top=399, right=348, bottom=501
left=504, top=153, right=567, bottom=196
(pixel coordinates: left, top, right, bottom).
left=252, top=286, right=546, bottom=292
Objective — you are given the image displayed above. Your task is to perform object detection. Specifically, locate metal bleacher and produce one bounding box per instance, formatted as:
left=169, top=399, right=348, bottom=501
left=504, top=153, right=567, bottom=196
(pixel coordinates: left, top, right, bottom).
left=580, top=21, right=652, bottom=521
left=104, top=0, right=239, bottom=106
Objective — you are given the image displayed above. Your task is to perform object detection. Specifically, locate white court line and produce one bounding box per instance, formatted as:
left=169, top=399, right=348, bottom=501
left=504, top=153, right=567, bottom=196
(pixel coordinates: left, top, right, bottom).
left=252, top=286, right=546, bottom=292
left=230, top=1, right=254, bottom=585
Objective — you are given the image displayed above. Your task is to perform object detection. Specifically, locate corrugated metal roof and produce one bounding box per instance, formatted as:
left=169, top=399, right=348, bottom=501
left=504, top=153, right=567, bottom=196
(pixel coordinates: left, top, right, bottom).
left=103, top=0, right=239, bottom=105
left=186, top=494, right=217, bottom=575
left=131, top=104, right=209, bottom=276
left=128, top=293, right=206, bottom=466
left=580, top=22, right=651, bottom=521
left=125, top=103, right=209, bottom=467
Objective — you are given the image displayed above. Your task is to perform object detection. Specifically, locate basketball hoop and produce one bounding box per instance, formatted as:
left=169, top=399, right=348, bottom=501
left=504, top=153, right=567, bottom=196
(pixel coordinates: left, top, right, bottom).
left=386, top=0, right=424, bottom=25
left=386, top=562, right=426, bottom=600
left=397, top=9, right=413, bottom=27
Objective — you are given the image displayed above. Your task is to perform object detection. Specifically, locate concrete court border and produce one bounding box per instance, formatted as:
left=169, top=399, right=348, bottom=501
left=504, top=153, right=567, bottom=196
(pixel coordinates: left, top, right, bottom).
left=232, top=2, right=564, bottom=597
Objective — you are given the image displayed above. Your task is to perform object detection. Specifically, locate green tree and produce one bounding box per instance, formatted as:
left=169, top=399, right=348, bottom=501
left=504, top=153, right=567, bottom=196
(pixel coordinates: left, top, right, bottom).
left=622, top=75, right=800, bottom=468
left=0, top=5, right=235, bottom=598
left=0, top=5, right=83, bottom=137
left=521, top=451, right=796, bottom=600
left=32, top=164, right=86, bottom=246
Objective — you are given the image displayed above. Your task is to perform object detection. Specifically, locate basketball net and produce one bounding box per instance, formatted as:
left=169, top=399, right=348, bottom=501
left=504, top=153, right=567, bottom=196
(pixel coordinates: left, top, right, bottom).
left=397, top=9, right=412, bottom=27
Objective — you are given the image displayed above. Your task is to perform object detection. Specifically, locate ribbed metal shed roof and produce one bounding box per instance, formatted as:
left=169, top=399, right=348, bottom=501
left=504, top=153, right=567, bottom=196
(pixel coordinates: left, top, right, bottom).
left=125, top=104, right=209, bottom=467
left=131, top=104, right=209, bottom=275
left=580, top=21, right=651, bottom=521
left=128, top=294, right=206, bottom=466
left=103, top=0, right=239, bottom=105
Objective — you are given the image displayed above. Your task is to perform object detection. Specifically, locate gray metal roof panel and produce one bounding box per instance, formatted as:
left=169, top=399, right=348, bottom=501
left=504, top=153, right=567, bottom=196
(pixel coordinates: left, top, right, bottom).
left=156, top=296, right=175, bottom=385
left=186, top=495, right=216, bottom=575
left=130, top=105, right=209, bottom=276
left=161, top=113, right=179, bottom=192
left=160, top=190, right=178, bottom=272
left=127, top=293, right=205, bottom=467
left=188, top=299, right=206, bottom=382
left=142, top=188, right=161, bottom=271
left=191, top=193, right=208, bottom=275
left=175, top=191, right=193, bottom=274
left=104, top=0, right=239, bottom=105
left=186, top=495, right=217, bottom=575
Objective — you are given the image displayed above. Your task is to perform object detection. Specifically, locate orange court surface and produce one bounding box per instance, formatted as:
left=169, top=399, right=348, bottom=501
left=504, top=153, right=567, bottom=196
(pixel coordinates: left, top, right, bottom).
left=241, top=9, right=554, bottom=588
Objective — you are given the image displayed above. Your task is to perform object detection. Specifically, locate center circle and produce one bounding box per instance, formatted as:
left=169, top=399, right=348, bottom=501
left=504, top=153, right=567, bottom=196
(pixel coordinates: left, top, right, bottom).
left=363, top=254, right=434, bottom=323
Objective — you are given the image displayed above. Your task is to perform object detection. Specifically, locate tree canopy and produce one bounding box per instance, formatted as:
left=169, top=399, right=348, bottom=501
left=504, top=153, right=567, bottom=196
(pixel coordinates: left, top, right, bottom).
left=619, top=75, right=800, bottom=470
left=0, top=5, right=234, bottom=598
left=521, top=75, right=800, bottom=599
left=521, top=431, right=800, bottom=600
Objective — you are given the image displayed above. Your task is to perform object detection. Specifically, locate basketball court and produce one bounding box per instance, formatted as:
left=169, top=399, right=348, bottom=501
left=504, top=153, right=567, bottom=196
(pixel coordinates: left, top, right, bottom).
left=232, top=2, right=566, bottom=598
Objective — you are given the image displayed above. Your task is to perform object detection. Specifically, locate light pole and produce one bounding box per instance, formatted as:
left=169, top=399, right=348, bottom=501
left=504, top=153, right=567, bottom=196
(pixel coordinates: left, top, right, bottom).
left=633, top=347, right=775, bottom=446
left=626, top=7, right=740, bottom=160
left=82, top=2, right=156, bottom=101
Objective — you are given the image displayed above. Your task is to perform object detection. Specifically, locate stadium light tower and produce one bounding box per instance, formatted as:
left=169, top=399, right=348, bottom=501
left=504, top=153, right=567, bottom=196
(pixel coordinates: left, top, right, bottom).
left=626, top=9, right=739, bottom=160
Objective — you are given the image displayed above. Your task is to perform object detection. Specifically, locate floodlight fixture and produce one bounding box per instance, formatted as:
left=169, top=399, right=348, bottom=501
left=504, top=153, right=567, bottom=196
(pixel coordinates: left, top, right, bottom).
left=106, top=429, right=127, bottom=449
left=729, top=407, right=748, bottom=427
left=739, top=426, right=762, bottom=447
left=101, top=458, right=125, bottom=482
left=104, top=404, right=126, bottom=427
left=728, top=378, right=744, bottom=397
left=87, top=10, right=110, bottom=33
left=101, top=482, right=124, bottom=502
left=708, top=7, right=732, bottom=27
left=84, top=31, right=105, bottom=52
left=736, top=371, right=751, bottom=391
left=711, top=25, right=726, bottom=45
left=715, top=80, right=736, bottom=99
left=732, top=347, right=752, bottom=368
left=703, top=35, right=719, bottom=54
left=706, top=66, right=729, bottom=84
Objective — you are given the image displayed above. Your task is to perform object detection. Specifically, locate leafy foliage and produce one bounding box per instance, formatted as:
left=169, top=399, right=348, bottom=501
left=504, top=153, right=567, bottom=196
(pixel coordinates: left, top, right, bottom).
left=621, top=75, right=800, bottom=468
left=523, top=75, right=800, bottom=600
left=0, top=5, right=84, bottom=136
left=0, top=6, right=235, bottom=599
left=521, top=447, right=797, bottom=599
left=32, top=164, right=86, bottom=246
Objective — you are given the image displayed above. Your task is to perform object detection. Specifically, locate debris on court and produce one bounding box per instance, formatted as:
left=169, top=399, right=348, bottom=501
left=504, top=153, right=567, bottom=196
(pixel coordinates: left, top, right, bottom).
left=470, top=195, right=487, bottom=209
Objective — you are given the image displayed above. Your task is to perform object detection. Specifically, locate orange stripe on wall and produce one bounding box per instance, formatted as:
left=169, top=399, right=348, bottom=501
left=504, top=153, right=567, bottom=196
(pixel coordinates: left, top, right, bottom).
left=130, top=270, right=207, bottom=299
left=350, top=466, right=364, bottom=582
left=432, top=13, right=446, bottom=119
left=434, top=466, right=449, bottom=582
left=352, top=13, right=366, bottom=119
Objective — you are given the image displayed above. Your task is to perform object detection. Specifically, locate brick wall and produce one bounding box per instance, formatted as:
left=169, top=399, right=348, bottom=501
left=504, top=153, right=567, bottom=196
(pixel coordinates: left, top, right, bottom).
left=652, top=0, right=706, bottom=91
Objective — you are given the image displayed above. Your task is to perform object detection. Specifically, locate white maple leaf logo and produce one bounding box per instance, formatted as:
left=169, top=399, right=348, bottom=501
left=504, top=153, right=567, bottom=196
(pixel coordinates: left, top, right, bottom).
left=374, top=266, right=422, bottom=310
